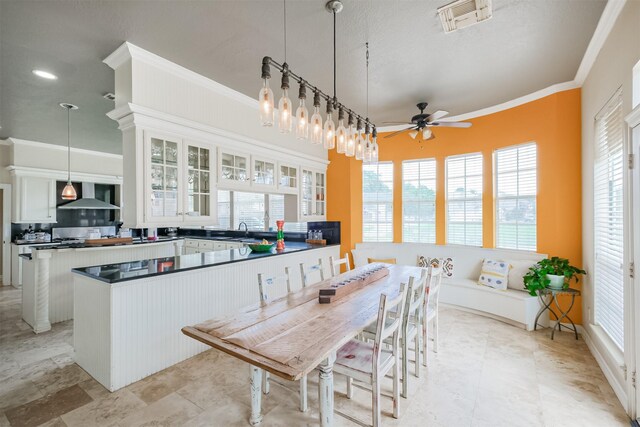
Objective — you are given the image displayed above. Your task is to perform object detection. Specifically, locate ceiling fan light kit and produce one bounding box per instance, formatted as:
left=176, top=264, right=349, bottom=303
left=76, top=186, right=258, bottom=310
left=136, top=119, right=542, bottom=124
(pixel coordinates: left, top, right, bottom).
left=383, top=102, right=472, bottom=141
left=259, top=0, right=378, bottom=163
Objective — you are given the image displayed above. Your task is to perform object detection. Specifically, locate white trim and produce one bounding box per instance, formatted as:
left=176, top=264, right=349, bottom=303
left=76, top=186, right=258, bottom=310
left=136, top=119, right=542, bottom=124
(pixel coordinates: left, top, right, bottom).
left=626, top=105, right=640, bottom=128
left=6, top=166, right=122, bottom=184
left=0, top=184, right=11, bottom=287
left=0, top=139, right=10, bottom=146
left=574, top=0, right=628, bottom=85
left=107, top=103, right=329, bottom=170
left=103, top=42, right=257, bottom=109
left=4, top=138, right=122, bottom=159
left=583, top=324, right=628, bottom=410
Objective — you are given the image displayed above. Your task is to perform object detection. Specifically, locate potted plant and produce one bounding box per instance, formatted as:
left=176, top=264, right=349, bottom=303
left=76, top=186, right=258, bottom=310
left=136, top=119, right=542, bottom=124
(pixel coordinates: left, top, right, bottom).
left=523, top=257, right=586, bottom=296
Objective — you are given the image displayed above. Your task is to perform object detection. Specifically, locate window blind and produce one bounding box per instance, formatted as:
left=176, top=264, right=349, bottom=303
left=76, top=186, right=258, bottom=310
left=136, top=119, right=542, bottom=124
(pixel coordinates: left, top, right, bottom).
left=363, top=162, right=394, bottom=242
left=446, top=153, right=483, bottom=246
left=234, top=192, right=266, bottom=230
left=402, top=159, right=436, bottom=243
left=495, top=143, right=537, bottom=251
left=268, top=194, right=307, bottom=232
left=594, top=91, right=624, bottom=350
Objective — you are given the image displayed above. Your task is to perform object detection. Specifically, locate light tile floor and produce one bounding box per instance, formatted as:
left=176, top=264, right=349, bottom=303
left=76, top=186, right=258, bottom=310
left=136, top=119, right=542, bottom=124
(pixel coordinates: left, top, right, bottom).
left=0, top=285, right=630, bottom=426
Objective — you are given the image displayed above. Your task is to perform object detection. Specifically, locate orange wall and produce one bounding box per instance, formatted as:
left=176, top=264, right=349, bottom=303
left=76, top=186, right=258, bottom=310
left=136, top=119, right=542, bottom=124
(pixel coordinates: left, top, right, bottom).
left=328, top=88, right=584, bottom=323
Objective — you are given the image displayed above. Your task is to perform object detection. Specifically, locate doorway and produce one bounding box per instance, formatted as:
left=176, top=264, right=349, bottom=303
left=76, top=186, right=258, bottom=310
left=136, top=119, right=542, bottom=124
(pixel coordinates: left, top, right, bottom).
left=0, top=184, right=11, bottom=286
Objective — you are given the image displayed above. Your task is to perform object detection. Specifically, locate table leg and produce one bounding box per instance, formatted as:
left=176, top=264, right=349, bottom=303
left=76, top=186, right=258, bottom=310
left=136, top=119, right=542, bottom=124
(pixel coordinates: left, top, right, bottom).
left=535, top=292, right=558, bottom=330
left=250, top=365, right=263, bottom=426
left=552, top=293, right=578, bottom=340
left=318, top=352, right=337, bottom=427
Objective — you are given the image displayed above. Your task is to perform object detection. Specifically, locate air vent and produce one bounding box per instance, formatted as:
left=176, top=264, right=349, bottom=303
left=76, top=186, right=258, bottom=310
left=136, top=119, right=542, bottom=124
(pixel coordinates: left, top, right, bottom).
left=438, top=0, right=492, bottom=33
left=103, top=92, right=115, bottom=101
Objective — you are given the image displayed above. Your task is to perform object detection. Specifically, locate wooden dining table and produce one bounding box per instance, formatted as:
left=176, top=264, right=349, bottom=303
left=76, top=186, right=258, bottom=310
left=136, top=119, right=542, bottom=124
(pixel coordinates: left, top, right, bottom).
left=182, top=263, right=423, bottom=426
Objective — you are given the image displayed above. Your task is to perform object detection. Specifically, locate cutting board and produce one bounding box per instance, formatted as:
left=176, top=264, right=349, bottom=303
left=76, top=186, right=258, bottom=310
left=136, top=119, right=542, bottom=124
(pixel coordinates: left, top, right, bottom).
left=84, top=237, right=133, bottom=246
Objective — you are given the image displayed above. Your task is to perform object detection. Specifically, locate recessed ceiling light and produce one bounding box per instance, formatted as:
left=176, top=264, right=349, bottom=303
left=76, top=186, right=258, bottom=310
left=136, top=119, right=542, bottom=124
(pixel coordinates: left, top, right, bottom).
left=32, top=69, right=58, bottom=80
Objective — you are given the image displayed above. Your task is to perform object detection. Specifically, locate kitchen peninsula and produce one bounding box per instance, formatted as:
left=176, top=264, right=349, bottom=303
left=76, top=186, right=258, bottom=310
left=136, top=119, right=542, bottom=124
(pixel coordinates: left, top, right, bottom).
left=71, top=242, right=339, bottom=391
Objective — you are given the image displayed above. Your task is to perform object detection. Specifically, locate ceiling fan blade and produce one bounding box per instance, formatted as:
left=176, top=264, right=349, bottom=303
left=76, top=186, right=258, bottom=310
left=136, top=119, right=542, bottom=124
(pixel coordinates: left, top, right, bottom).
left=430, top=121, right=472, bottom=128
left=382, top=121, right=413, bottom=125
left=427, top=110, right=449, bottom=121
left=383, top=126, right=416, bottom=139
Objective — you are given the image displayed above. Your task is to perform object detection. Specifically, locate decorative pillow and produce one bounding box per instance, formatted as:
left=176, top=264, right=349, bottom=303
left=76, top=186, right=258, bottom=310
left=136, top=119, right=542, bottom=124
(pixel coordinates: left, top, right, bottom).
left=417, top=256, right=454, bottom=277
left=478, top=259, right=510, bottom=290
left=368, top=257, right=396, bottom=264
left=506, top=259, right=539, bottom=291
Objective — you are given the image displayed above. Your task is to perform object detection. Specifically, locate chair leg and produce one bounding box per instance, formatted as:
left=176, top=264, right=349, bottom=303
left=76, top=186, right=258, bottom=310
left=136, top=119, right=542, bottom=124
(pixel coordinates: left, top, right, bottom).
left=424, top=320, right=430, bottom=367
left=392, top=351, right=400, bottom=419
left=434, top=313, right=439, bottom=353
left=414, top=332, right=421, bottom=378
left=299, top=375, right=308, bottom=412
left=262, top=371, right=270, bottom=395
left=372, top=375, right=381, bottom=427
left=401, top=336, right=408, bottom=398
left=346, top=376, right=353, bottom=399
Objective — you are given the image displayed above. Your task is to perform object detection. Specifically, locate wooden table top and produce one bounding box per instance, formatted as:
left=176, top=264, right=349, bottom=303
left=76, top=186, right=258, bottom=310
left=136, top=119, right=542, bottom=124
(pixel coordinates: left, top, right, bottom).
left=182, top=263, right=423, bottom=381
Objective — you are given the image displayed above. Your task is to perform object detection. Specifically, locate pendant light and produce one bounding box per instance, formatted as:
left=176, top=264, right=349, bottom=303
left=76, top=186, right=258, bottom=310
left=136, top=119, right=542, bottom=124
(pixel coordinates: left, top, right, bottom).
left=60, top=103, right=78, bottom=200
left=336, top=107, right=347, bottom=153
left=345, top=111, right=356, bottom=157
left=295, top=82, right=309, bottom=139
left=355, top=118, right=364, bottom=160
left=323, top=98, right=336, bottom=149
left=363, top=122, right=372, bottom=163
left=371, top=127, right=379, bottom=162
left=310, top=90, right=323, bottom=144
left=259, top=58, right=274, bottom=126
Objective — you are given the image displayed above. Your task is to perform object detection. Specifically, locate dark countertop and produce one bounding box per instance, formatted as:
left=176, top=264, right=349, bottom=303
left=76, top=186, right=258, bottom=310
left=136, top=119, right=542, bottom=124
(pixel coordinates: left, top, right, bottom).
left=72, top=242, right=337, bottom=284
left=31, top=237, right=183, bottom=250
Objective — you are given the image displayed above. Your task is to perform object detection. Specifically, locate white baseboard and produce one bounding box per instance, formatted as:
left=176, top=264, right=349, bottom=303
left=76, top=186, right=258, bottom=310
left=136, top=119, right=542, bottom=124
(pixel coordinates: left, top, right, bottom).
left=581, top=326, right=628, bottom=411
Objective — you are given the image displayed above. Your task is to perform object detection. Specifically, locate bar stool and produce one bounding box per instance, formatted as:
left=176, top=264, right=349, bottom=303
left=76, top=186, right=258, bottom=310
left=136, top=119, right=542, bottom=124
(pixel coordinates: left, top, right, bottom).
left=257, top=268, right=309, bottom=412
left=299, top=258, right=325, bottom=287
left=329, top=253, right=351, bottom=276
left=333, top=284, right=408, bottom=426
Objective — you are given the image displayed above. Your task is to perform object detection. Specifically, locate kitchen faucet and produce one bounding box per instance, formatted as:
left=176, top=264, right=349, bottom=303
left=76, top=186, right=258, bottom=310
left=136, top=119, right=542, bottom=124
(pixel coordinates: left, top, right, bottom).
left=238, top=222, right=249, bottom=237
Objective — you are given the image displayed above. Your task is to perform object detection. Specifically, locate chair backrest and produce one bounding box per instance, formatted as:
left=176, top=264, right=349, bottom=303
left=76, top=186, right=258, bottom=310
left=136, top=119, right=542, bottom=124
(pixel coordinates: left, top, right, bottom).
left=299, top=258, right=325, bottom=287
left=374, top=283, right=408, bottom=363
left=257, top=267, right=292, bottom=304
left=403, top=270, right=427, bottom=328
left=425, top=265, right=443, bottom=312
left=329, top=253, right=351, bottom=277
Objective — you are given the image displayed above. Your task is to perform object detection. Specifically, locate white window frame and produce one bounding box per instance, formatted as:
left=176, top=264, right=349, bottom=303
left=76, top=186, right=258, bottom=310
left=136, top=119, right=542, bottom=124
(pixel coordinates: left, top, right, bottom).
left=363, top=162, right=394, bottom=242
left=402, top=159, right=436, bottom=243
left=494, top=143, right=537, bottom=251
left=593, top=89, right=625, bottom=351
left=445, top=153, right=483, bottom=246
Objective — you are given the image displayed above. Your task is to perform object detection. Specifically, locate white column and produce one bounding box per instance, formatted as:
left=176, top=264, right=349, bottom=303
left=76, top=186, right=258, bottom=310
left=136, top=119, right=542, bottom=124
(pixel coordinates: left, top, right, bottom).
left=318, top=351, right=336, bottom=427
left=34, top=250, right=52, bottom=333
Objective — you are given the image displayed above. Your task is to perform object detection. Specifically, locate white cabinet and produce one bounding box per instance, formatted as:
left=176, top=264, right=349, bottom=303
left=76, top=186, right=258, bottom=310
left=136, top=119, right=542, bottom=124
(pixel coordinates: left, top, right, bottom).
left=144, top=132, right=216, bottom=226
left=251, top=157, right=276, bottom=190
left=278, top=164, right=299, bottom=195
left=218, top=150, right=250, bottom=189
left=183, top=238, right=244, bottom=254
left=12, top=176, right=56, bottom=223
left=300, top=168, right=326, bottom=221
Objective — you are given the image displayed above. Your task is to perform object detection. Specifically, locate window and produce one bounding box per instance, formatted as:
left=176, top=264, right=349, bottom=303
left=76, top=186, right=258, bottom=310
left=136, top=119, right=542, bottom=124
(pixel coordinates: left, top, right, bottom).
left=402, top=159, right=436, bottom=243
left=217, top=190, right=306, bottom=232
left=594, top=90, right=624, bottom=350
left=363, top=162, right=393, bottom=242
left=446, top=153, right=483, bottom=246
left=495, top=144, right=537, bottom=250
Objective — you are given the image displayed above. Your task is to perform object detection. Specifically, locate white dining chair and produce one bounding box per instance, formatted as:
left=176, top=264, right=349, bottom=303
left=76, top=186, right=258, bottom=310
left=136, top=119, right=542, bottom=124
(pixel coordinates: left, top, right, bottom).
left=299, top=258, right=325, bottom=287
left=423, top=265, right=443, bottom=367
left=329, top=253, right=351, bottom=277
left=257, top=268, right=309, bottom=412
left=333, top=284, right=408, bottom=426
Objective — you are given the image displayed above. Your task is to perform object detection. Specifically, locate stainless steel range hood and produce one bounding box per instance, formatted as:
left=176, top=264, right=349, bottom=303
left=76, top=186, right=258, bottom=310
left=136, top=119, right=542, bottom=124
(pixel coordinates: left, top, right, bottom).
left=58, top=182, right=120, bottom=210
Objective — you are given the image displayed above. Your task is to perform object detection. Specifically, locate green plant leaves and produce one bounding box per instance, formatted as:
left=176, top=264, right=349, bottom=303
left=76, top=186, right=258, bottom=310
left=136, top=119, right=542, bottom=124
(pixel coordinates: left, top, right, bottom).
left=522, top=257, right=585, bottom=296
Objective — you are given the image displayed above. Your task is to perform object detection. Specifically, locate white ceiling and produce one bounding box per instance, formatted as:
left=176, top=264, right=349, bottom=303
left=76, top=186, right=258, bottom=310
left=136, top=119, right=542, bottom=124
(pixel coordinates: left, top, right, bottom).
left=0, top=0, right=606, bottom=154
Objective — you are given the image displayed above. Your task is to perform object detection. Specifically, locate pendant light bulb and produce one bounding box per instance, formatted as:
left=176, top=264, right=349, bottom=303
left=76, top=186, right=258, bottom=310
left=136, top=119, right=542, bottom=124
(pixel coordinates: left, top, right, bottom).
left=295, top=83, right=309, bottom=140
left=323, top=99, right=336, bottom=150
left=345, top=113, right=356, bottom=157
left=278, top=69, right=292, bottom=133
left=310, top=90, right=323, bottom=144
left=59, top=103, right=78, bottom=201
left=259, top=58, right=275, bottom=127
left=336, top=107, right=347, bottom=154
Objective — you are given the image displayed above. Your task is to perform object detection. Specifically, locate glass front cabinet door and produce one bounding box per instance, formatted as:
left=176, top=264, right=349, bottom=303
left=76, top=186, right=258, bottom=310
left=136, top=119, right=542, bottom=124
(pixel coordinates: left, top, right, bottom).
left=218, top=149, right=250, bottom=189
left=278, top=164, right=299, bottom=194
left=145, top=132, right=216, bottom=225
left=252, top=157, right=276, bottom=189
left=300, top=168, right=326, bottom=221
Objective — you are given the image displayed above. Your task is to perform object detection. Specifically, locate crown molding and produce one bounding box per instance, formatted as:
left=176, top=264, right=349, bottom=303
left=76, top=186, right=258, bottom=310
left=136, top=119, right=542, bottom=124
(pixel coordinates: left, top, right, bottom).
left=5, top=138, right=122, bottom=159
left=103, top=42, right=258, bottom=110
left=7, top=165, right=122, bottom=184
left=574, top=0, right=627, bottom=85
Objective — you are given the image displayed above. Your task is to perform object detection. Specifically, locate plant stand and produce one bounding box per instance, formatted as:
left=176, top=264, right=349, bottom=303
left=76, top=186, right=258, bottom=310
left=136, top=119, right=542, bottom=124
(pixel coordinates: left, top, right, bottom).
left=533, top=288, right=580, bottom=340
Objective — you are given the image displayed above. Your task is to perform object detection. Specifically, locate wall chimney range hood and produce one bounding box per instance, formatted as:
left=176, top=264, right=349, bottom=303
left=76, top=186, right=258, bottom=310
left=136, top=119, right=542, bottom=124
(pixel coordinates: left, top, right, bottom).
left=58, top=182, right=120, bottom=210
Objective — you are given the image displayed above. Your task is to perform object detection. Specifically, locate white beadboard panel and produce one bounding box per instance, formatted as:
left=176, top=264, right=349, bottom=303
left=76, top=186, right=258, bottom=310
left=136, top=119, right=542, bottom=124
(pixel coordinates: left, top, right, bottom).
left=74, top=246, right=339, bottom=391
left=47, top=242, right=178, bottom=323
left=74, top=275, right=112, bottom=388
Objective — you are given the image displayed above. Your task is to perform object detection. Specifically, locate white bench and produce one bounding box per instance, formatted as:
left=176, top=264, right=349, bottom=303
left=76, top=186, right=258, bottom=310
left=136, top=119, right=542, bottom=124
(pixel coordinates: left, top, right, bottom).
left=351, top=243, right=548, bottom=331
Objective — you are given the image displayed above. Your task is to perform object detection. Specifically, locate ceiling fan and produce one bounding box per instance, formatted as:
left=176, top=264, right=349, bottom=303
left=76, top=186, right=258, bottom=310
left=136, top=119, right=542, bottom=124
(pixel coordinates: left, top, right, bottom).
left=383, top=102, right=472, bottom=140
